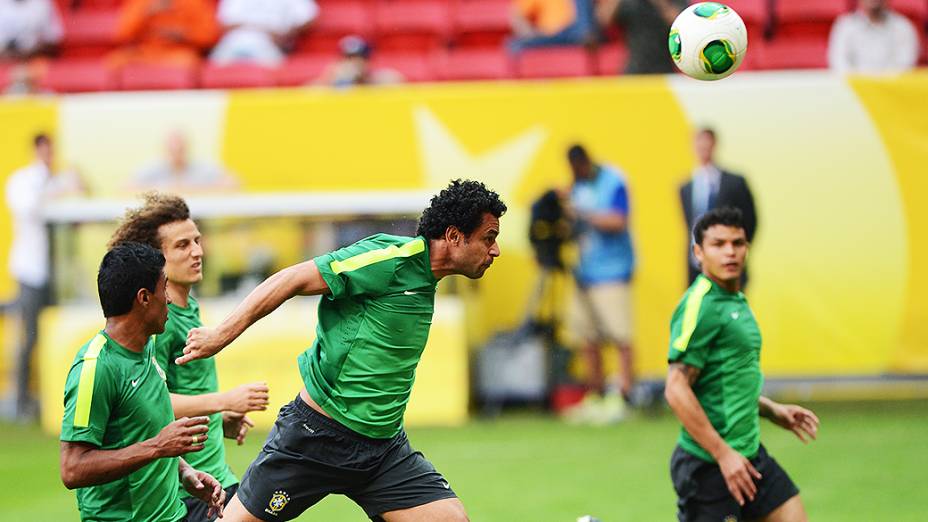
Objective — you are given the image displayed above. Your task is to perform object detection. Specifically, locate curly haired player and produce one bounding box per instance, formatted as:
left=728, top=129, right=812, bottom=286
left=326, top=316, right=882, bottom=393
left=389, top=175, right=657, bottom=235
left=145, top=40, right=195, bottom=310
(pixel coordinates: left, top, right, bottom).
left=177, top=180, right=506, bottom=521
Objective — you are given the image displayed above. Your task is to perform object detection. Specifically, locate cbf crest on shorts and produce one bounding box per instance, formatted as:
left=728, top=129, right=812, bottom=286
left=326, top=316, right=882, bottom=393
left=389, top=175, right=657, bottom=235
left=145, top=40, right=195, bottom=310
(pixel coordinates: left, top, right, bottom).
left=265, top=490, right=290, bottom=517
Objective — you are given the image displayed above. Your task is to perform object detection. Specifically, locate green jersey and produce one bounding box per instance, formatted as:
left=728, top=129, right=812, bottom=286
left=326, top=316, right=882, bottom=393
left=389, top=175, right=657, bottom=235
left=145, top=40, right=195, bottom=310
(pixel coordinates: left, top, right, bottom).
left=299, top=234, right=438, bottom=439
left=668, top=275, right=764, bottom=462
left=60, top=332, right=186, bottom=522
left=155, top=296, right=237, bottom=497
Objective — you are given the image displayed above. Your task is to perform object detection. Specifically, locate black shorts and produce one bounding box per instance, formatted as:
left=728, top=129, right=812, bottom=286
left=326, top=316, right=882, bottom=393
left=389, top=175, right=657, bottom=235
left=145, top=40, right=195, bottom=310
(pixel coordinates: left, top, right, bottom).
left=183, top=483, right=239, bottom=522
left=237, top=396, right=457, bottom=521
left=670, top=444, right=799, bottom=522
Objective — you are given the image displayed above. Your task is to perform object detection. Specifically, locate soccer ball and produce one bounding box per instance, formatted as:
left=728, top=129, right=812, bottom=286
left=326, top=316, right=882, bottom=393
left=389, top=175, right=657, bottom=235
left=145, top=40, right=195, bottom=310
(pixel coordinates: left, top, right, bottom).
left=668, top=2, right=748, bottom=81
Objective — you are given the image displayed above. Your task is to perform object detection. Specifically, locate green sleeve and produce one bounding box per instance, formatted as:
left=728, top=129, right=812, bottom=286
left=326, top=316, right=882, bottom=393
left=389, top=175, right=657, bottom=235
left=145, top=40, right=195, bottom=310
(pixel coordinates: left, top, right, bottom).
left=314, top=238, right=399, bottom=299
left=668, top=295, right=720, bottom=369
left=60, top=358, right=118, bottom=446
left=152, top=331, right=174, bottom=384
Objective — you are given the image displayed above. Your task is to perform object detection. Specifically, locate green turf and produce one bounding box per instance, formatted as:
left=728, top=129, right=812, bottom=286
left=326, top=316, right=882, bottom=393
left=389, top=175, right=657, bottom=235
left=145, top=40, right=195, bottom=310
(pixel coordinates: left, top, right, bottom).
left=3, top=401, right=926, bottom=520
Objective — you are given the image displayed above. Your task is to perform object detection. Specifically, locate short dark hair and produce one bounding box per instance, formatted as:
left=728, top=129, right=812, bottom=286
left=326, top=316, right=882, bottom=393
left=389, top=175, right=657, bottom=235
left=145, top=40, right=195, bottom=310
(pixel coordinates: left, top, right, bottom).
left=108, top=192, right=191, bottom=250
left=567, top=144, right=590, bottom=163
left=98, top=242, right=165, bottom=318
left=34, top=133, right=50, bottom=148
left=697, top=127, right=716, bottom=141
left=693, top=207, right=745, bottom=245
left=416, top=180, right=507, bottom=239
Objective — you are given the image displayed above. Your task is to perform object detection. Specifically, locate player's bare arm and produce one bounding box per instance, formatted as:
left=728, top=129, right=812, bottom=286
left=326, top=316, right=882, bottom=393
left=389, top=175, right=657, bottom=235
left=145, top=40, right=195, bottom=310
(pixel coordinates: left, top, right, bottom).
left=169, top=382, right=270, bottom=418
left=60, top=416, right=210, bottom=489
left=179, top=457, right=227, bottom=519
left=759, top=396, right=820, bottom=443
left=665, top=362, right=762, bottom=506
left=177, top=260, right=330, bottom=365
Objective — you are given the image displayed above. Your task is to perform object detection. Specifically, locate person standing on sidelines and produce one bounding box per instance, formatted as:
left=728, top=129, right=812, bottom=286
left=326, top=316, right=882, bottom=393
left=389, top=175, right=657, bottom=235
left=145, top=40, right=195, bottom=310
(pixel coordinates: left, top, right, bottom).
left=563, top=144, right=636, bottom=424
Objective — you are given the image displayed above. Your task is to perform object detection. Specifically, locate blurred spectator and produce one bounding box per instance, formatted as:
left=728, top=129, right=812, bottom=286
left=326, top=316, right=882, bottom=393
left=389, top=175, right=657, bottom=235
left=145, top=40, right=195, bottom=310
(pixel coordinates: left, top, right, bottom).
left=597, top=0, right=685, bottom=74
left=562, top=144, right=635, bottom=424
left=508, top=0, right=597, bottom=52
left=109, top=0, right=220, bottom=67
left=210, top=0, right=319, bottom=67
left=679, top=128, right=756, bottom=286
left=4, top=63, right=44, bottom=95
left=0, top=0, right=63, bottom=61
left=316, top=36, right=403, bottom=87
left=130, top=130, right=238, bottom=192
left=828, top=0, right=919, bottom=74
left=4, top=133, right=85, bottom=421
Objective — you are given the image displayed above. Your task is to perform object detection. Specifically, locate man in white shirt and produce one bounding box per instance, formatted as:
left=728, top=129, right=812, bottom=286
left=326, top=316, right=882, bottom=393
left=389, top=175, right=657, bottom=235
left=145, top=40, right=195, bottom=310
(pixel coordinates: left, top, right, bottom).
left=828, top=0, right=920, bottom=74
left=5, top=134, right=83, bottom=421
left=209, top=0, right=319, bottom=66
left=0, top=0, right=63, bottom=60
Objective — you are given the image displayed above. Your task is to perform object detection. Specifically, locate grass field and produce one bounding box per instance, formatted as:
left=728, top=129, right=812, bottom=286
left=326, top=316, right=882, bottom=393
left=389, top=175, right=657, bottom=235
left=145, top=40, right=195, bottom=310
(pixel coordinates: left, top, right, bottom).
left=2, top=400, right=925, bottom=521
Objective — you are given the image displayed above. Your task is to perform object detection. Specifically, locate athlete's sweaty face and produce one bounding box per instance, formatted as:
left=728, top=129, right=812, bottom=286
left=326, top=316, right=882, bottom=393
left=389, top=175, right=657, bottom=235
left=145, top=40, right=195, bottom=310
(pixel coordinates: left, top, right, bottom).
left=455, top=213, right=501, bottom=279
left=159, top=219, right=203, bottom=287
left=694, top=225, right=747, bottom=286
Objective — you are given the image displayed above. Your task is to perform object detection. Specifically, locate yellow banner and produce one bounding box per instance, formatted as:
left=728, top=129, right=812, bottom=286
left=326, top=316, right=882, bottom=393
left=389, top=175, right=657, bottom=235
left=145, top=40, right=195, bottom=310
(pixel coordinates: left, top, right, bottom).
left=1, top=73, right=926, bottom=414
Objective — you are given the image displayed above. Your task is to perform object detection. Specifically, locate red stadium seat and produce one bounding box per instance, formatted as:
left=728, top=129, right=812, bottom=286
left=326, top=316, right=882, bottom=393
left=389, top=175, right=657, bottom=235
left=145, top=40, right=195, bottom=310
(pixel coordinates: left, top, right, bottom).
left=890, top=0, right=928, bottom=26
left=373, top=0, right=452, bottom=52
left=72, top=0, right=125, bottom=9
left=297, top=1, right=374, bottom=53
left=453, top=0, right=511, bottom=48
left=774, top=0, right=849, bottom=39
left=200, top=63, right=277, bottom=89
left=61, top=9, right=120, bottom=57
left=371, top=52, right=434, bottom=82
left=753, top=36, right=829, bottom=70
left=41, top=59, right=117, bottom=92
left=594, top=43, right=629, bottom=75
left=276, top=54, right=335, bottom=86
left=515, top=47, right=593, bottom=78
left=433, top=48, right=513, bottom=80
left=722, top=0, right=769, bottom=38
left=118, top=63, right=198, bottom=90
left=0, top=62, right=13, bottom=91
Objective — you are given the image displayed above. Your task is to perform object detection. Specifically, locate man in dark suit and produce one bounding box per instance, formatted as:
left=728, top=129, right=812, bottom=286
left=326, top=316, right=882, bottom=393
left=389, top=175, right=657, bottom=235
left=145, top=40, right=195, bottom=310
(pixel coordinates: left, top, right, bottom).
left=680, top=128, right=757, bottom=285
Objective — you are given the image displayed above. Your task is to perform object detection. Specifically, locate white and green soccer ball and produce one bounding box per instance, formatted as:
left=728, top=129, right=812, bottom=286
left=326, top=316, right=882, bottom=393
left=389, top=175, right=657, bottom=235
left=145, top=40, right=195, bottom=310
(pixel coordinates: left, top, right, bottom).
left=668, top=2, right=748, bottom=81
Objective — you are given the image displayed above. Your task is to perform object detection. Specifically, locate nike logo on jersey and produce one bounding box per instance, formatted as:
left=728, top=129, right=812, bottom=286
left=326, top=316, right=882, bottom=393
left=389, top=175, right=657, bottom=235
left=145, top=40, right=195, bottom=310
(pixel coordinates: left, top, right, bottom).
left=404, top=291, right=417, bottom=296
left=131, top=379, right=140, bottom=387
left=731, top=312, right=740, bottom=320
left=440, top=480, right=450, bottom=489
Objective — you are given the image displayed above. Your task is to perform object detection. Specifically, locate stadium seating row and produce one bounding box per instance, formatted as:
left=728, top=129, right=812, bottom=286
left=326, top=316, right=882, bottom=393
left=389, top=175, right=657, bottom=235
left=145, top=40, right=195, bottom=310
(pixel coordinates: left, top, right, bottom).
left=3, top=0, right=924, bottom=93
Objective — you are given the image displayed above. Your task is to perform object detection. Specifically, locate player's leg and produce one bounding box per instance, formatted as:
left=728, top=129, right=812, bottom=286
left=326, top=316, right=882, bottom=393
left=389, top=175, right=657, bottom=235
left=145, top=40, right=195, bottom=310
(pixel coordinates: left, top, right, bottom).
left=217, top=494, right=265, bottom=522
left=380, top=498, right=468, bottom=522
left=758, top=495, right=807, bottom=522
left=350, top=432, right=461, bottom=522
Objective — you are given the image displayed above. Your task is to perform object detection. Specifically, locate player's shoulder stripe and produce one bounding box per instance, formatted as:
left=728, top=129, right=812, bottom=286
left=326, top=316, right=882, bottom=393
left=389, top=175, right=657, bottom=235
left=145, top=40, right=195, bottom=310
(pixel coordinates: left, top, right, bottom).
left=671, top=276, right=713, bottom=352
left=74, top=333, right=108, bottom=428
left=330, top=237, right=425, bottom=275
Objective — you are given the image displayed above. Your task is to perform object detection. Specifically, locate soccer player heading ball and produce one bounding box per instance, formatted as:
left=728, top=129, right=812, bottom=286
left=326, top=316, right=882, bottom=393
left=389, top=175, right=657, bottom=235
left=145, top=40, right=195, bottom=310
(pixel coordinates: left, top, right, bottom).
left=665, top=207, right=820, bottom=521
left=177, top=179, right=506, bottom=521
